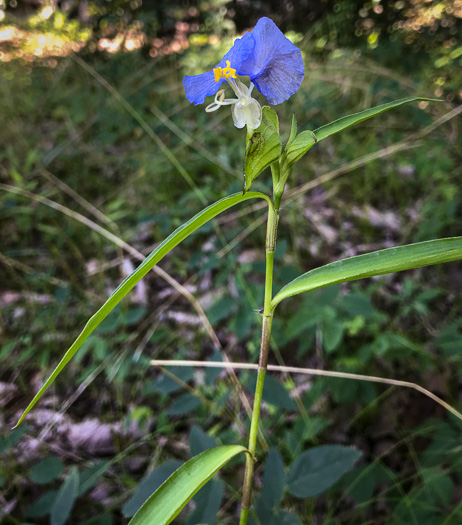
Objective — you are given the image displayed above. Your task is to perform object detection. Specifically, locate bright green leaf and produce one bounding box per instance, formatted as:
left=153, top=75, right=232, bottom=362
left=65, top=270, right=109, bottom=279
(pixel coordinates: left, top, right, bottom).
left=244, top=107, right=281, bottom=193
left=287, top=445, right=362, bottom=498
left=15, top=191, right=272, bottom=427
left=287, top=114, right=297, bottom=147
left=313, top=97, right=441, bottom=143
left=281, top=97, right=440, bottom=171
left=51, top=467, right=79, bottom=525
left=272, top=237, right=462, bottom=310
left=283, top=129, right=317, bottom=168
left=128, top=445, right=248, bottom=525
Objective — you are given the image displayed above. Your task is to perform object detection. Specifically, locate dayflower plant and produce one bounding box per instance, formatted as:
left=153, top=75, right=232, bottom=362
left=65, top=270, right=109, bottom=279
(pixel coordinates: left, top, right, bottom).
left=14, top=13, right=459, bottom=525
left=183, top=17, right=304, bottom=129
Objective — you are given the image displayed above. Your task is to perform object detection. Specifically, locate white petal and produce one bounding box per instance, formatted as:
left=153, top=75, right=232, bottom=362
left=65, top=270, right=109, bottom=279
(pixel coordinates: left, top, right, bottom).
left=232, top=98, right=262, bottom=130
left=231, top=104, right=247, bottom=128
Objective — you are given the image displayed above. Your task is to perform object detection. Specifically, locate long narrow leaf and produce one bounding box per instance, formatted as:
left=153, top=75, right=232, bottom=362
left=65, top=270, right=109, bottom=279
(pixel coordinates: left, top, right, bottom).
left=16, top=192, right=272, bottom=427
left=129, top=446, right=248, bottom=525
left=313, top=97, right=440, bottom=143
left=272, top=237, right=462, bottom=309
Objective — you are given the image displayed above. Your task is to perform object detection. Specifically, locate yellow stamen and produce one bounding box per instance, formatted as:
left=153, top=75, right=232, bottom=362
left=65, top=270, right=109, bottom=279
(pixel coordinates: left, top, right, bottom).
left=213, top=60, right=236, bottom=82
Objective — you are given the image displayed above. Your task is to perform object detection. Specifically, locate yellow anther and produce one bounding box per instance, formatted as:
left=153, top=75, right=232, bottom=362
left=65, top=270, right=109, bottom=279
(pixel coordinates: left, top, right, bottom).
left=213, top=60, right=236, bottom=83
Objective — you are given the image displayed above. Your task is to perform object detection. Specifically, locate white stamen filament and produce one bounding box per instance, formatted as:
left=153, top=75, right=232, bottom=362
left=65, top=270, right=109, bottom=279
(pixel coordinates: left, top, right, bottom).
left=205, top=79, right=262, bottom=130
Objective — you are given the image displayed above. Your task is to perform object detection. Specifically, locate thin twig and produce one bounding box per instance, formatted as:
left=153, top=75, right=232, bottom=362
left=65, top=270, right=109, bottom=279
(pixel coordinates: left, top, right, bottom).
left=149, top=359, right=462, bottom=422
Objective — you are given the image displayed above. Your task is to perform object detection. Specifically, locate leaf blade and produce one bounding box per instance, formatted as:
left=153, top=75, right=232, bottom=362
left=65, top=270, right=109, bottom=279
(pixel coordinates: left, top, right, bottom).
left=16, top=191, right=272, bottom=427
left=50, top=467, right=79, bottom=525
left=129, top=445, right=248, bottom=525
left=313, top=97, right=441, bottom=143
left=244, top=107, right=281, bottom=193
left=287, top=445, right=362, bottom=498
left=272, top=237, right=462, bottom=309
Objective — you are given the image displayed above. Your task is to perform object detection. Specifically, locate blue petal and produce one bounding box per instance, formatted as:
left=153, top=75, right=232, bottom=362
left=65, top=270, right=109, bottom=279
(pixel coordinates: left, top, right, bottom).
left=239, top=17, right=304, bottom=105
left=218, top=30, right=254, bottom=70
left=183, top=70, right=222, bottom=106
left=183, top=31, right=254, bottom=106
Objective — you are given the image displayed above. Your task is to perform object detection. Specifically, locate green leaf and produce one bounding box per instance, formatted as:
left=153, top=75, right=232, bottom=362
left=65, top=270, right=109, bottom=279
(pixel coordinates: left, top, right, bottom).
left=283, top=129, right=317, bottom=168
left=82, top=514, right=112, bottom=525
left=259, top=448, right=286, bottom=509
left=421, top=467, right=454, bottom=507
left=78, top=460, right=110, bottom=496
left=313, top=97, right=441, bottom=143
left=30, top=457, right=64, bottom=484
left=343, top=463, right=390, bottom=504
left=282, top=97, right=440, bottom=170
left=287, top=114, right=297, bottom=147
left=0, top=425, right=30, bottom=454
left=123, top=460, right=183, bottom=518
left=186, top=479, right=224, bottom=525
left=15, top=191, right=272, bottom=427
left=128, top=445, right=248, bottom=525
left=189, top=425, right=218, bottom=457
left=152, top=367, right=195, bottom=394
left=166, top=393, right=201, bottom=416
left=51, top=466, right=79, bottom=525
left=26, top=490, right=58, bottom=518
left=322, top=319, right=344, bottom=352
left=244, top=107, right=281, bottom=193
left=272, top=237, right=462, bottom=310
left=287, top=445, right=362, bottom=498
left=247, top=372, right=297, bottom=410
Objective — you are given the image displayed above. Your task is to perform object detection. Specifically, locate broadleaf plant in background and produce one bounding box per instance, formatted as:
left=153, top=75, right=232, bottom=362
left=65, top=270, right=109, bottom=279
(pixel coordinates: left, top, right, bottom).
left=14, top=16, right=461, bottom=525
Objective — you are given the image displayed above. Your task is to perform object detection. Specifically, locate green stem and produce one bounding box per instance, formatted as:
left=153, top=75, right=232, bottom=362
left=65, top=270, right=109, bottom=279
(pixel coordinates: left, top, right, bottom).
left=239, top=202, right=279, bottom=524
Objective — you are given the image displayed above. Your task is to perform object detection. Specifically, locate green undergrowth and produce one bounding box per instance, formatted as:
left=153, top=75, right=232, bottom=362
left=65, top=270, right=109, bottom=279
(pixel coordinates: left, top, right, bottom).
left=0, top=34, right=461, bottom=524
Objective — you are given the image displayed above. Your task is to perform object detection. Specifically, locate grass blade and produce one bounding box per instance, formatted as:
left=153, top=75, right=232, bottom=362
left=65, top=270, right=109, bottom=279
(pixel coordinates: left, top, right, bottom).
left=129, top=446, right=248, bottom=525
left=272, top=237, right=462, bottom=309
left=15, top=192, right=272, bottom=427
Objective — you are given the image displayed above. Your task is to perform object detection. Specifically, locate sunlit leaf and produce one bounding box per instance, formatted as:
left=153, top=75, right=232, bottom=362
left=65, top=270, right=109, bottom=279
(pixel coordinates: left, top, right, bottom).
left=282, top=97, right=440, bottom=170
left=129, top=445, right=248, bottom=525
left=16, top=191, right=272, bottom=427
left=313, top=97, right=441, bottom=143
left=272, top=237, right=462, bottom=309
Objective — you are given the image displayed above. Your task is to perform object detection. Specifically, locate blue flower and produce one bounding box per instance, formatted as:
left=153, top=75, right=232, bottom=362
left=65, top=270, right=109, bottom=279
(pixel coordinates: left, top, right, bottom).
left=183, top=17, right=304, bottom=129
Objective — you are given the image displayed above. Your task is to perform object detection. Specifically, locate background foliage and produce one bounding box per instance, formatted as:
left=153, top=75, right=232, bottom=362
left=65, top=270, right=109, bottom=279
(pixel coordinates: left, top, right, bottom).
left=0, top=0, right=461, bottom=523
